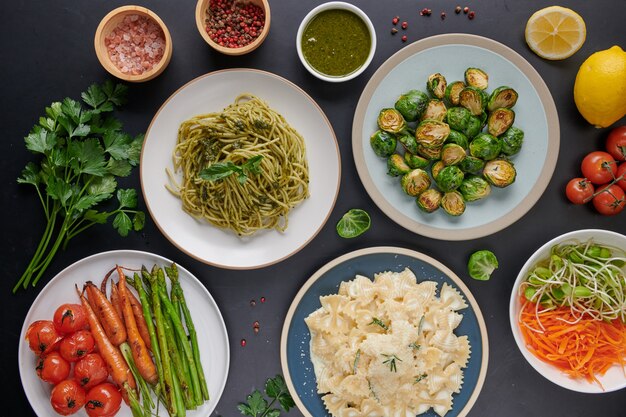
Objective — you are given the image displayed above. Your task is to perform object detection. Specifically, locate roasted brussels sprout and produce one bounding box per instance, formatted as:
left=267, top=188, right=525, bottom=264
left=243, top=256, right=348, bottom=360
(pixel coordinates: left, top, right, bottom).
left=487, top=86, right=519, bottom=112
left=444, top=81, right=465, bottom=106
left=436, top=165, right=464, bottom=192
left=377, top=108, right=406, bottom=133
left=459, top=155, right=486, bottom=175
left=427, top=73, right=447, bottom=99
left=401, top=169, right=431, bottom=196
left=483, top=159, right=516, bottom=187
left=431, top=160, right=445, bottom=179
left=487, top=108, right=515, bottom=137
left=420, top=99, right=448, bottom=122
left=500, top=126, right=524, bottom=156
left=446, top=107, right=472, bottom=132
left=415, top=119, right=450, bottom=148
left=387, top=153, right=411, bottom=176
left=463, top=115, right=483, bottom=139
left=459, top=86, right=487, bottom=116
left=397, top=130, right=419, bottom=154
left=417, top=144, right=442, bottom=160
left=469, top=133, right=502, bottom=161
left=445, top=130, right=469, bottom=149
left=404, top=152, right=430, bottom=169
left=441, top=143, right=466, bottom=166
left=395, top=90, right=430, bottom=122
left=416, top=188, right=442, bottom=213
left=459, top=175, right=491, bottom=202
left=464, top=67, right=489, bottom=90
left=370, top=130, right=397, bottom=158
left=441, top=191, right=466, bottom=216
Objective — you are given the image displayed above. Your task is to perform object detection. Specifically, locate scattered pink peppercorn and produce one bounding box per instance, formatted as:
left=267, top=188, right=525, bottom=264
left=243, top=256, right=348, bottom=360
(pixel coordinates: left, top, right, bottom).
left=468, top=11, right=475, bottom=19
left=441, top=12, right=446, bottom=20
left=260, top=296, right=266, bottom=303
left=392, top=16, right=399, bottom=25
left=463, top=6, right=470, bottom=14
left=401, top=35, right=408, bottom=42
left=240, top=339, right=247, bottom=347
left=401, top=21, right=408, bottom=29
left=420, top=8, right=432, bottom=16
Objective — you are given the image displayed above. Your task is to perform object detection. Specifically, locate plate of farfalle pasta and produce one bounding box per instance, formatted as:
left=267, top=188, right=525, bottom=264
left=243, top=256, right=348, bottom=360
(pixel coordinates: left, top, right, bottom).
left=280, top=246, right=488, bottom=417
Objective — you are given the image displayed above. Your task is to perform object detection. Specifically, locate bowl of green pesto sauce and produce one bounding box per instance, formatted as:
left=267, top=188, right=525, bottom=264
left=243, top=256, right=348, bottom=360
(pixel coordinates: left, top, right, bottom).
left=296, top=2, right=376, bottom=82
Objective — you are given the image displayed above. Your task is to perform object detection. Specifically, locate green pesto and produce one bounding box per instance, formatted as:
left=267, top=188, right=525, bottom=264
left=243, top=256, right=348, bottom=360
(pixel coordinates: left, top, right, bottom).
left=301, top=9, right=371, bottom=77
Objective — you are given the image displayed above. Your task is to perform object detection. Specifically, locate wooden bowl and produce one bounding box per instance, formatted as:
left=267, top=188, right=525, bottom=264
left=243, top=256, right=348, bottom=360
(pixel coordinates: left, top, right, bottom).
left=94, top=5, right=173, bottom=82
left=195, top=0, right=270, bottom=56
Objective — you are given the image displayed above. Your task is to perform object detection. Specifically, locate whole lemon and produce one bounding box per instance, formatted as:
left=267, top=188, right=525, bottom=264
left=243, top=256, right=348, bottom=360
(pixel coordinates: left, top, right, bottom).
left=574, top=45, right=626, bottom=128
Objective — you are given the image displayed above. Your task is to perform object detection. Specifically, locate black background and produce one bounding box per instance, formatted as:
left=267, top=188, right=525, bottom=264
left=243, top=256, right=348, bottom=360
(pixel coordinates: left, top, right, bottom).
left=2, top=0, right=625, bottom=416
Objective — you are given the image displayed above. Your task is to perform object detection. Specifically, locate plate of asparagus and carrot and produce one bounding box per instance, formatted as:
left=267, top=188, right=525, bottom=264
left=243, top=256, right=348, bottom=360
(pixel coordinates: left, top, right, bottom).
left=18, top=250, right=229, bottom=417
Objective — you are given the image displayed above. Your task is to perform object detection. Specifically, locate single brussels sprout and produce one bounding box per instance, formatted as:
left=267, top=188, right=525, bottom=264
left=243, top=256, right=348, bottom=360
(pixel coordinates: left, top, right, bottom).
left=458, top=155, right=486, bottom=175
left=444, top=81, right=465, bottom=106
left=401, top=169, right=431, bottom=196
left=500, top=126, right=524, bottom=156
left=459, top=175, right=491, bottom=202
left=404, top=152, right=430, bottom=169
left=487, top=108, right=515, bottom=137
left=415, top=119, right=451, bottom=148
left=417, top=144, right=442, bottom=160
left=397, top=130, right=419, bottom=154
left=459, top=87, right=487, bottom=116
left=441, top=143, right=466, bottom=166
left=469, top=133, right=502, bottom=161
left=431, top=160, right=445, bottom=179
left=420, top=99, right=448, bottom=122
left=468, top=250, right=498, bottom=280
left=483, top=159, right=516, bottom=187
left=436, top=165, right=465, bottom=192
left=487, top=86, right=519, bottom=112
left=441, top=191, right=466, bottom=216
left=377, top=108, right=406, bottom=133
left=416, top=188, right=442, bottom=213
left=387, top=153, right=411, bottom=176
left=395, top=90, right=430, bottom=122
left=463, top=115, right=483, bottom=139
left=370, top=130, right=397, bottom=158
left=445, top=130, right=469, bottom=149
left=427, top=73, right=447, bottom=99
left=446, top=107, right=472, bottom=132
left=464, top=67, right=489, bottom=90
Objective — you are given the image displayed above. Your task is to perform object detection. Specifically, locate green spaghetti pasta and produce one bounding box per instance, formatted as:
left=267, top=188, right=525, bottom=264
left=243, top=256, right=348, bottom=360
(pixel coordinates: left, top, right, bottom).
left=166, top=94, right=310, bottom=236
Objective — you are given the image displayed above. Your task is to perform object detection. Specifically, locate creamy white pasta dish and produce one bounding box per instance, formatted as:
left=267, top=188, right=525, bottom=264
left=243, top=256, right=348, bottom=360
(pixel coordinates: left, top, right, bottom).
left=305, top=268, right=471, bottom=417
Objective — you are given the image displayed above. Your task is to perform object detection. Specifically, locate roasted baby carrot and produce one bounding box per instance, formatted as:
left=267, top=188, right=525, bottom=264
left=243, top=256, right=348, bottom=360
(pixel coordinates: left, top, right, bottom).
left=85, top=281, right=126, bottom=346
left=126, top=283, right=152, bottom=351
left=109, top=282, right=125, bottom=330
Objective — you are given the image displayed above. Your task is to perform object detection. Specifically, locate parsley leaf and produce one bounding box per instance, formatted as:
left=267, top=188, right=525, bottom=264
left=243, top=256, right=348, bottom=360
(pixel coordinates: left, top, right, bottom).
left=238, top=375, right=294, bottom=417
left=199, top=155, right=264, bottom=183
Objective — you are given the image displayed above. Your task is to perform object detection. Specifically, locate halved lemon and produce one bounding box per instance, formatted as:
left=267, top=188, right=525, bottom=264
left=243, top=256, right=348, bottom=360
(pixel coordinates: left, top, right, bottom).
left=525, top=6, right=586, bottom=60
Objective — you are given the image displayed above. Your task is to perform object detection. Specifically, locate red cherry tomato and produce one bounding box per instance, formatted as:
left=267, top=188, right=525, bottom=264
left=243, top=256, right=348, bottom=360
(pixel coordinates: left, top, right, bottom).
left=36, top=351, right=71, bottom=385
left=606, top=126, right=626, bottom=161
left=53, top=303, right=87, bottom=335
left=74, top=353, right=109, bottom=390
left=616, top=163, right=626, bottom=192
left=50, top=379, right=86, bottom=416
left=581, top=151, right=618, bottom=184
left=565, top=177, right=595, bottom=204
left=59, top=330, right=95, bottom=362
left=25, top=320, right=63, bottom=356
left=85, top=383, right=123, bottom=417
left=592, top=184, right=626, bottom=216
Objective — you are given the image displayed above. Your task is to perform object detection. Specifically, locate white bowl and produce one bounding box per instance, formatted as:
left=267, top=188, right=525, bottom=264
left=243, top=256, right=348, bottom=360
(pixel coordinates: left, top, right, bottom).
left=296, top=2, right=376, bottom=82
left=509, top=228, right=626, bottom=393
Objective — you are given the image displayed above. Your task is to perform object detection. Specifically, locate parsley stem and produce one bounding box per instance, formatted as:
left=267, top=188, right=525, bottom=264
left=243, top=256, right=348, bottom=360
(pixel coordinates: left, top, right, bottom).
left=30, top=222, right=69, bottom=287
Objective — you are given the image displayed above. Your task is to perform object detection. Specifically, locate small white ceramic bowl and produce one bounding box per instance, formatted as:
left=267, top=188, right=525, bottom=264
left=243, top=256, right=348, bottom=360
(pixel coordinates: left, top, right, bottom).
left=296, top=2, right=376, bottom=82
left=509, top=228, right=626, bottom=393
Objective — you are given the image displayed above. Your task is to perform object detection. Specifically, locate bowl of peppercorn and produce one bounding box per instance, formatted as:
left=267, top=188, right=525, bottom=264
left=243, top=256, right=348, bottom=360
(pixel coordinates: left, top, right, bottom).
left=196, top=0, right=270, bottom=55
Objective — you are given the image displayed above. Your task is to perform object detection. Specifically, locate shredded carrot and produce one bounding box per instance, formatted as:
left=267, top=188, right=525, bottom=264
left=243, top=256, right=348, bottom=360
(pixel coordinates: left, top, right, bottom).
left=519, top=296, right=626, bottom=389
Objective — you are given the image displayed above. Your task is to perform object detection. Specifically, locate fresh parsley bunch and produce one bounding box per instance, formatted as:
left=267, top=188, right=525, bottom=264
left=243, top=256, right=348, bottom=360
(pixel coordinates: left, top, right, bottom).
left=238, top=375, right=295, bottom=417
left=13, top=81, right=145, bottom=293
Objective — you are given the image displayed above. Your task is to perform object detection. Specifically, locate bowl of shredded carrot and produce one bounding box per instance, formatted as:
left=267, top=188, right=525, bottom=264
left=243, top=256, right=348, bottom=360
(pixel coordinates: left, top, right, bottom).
left=509, top=229, right=626, bottom=393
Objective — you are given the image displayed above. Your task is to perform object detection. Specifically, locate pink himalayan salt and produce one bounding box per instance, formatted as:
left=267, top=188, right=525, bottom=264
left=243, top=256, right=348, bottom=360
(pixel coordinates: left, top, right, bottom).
left=105, top=14, right=166, bottom=75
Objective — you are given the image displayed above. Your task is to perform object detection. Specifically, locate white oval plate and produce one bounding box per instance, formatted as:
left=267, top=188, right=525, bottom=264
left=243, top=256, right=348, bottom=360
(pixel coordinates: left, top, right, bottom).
left=141, top=69, right=341, bottom=269
left=18, top=250, right=229, bottom=416
left=353, top=34, right=559, bottom=240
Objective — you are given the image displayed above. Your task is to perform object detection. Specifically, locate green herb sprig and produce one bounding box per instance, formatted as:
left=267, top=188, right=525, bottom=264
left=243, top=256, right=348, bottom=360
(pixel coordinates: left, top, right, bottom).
left=368, top=317, right=389, bottom=331
left=199, top=155, right=263, bottom=184
left=382, top=354, right=402, bottom=373
left=238, top=375, right=295, bottom=417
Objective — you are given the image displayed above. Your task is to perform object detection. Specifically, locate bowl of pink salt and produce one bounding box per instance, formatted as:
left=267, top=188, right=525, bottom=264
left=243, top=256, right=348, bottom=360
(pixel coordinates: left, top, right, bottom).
left=95, top=5, right=172, bottom=82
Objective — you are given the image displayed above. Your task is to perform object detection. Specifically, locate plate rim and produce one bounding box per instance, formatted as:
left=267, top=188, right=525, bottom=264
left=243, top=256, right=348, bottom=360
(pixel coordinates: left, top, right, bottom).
left=140, top=68, right=341, bottom=270
left=352, top=33, right=560, bottom=241
left=18, top=249, right=230, bottom=416
left=280, top=245, right=489, bottom=417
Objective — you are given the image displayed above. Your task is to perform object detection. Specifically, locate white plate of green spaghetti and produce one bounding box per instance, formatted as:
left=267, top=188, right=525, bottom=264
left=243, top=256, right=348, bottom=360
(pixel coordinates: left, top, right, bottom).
left=141, top=69, right=341, bottom=269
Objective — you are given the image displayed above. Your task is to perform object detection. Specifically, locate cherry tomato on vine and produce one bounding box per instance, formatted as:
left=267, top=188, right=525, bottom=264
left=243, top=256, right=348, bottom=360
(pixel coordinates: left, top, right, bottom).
left=50, top=379, right=86, bottom=416
left=606, top=126, right=626, bottom=161
left=565, top=177, right=595, bottom=204
left=59, top=330, right=95, bottom=362
left=581, top=151, right=617, bottom=184
left=53, top=303, right=87, bottom=335
left=616, top=163, right=626, bottom=192
left=592, top=184, right=626, bottom=216
left=36, top=351, right=70, bottom=384
left=85, top=383, right=122, bottom=417
left=25, top=320, right=63, bottom=355
left=74, top=353, right=109, bottom=390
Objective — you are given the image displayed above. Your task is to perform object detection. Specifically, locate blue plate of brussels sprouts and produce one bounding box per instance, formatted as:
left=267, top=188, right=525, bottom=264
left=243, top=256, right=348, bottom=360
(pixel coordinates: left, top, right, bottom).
left=352, top=34, right=559, bottom=240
